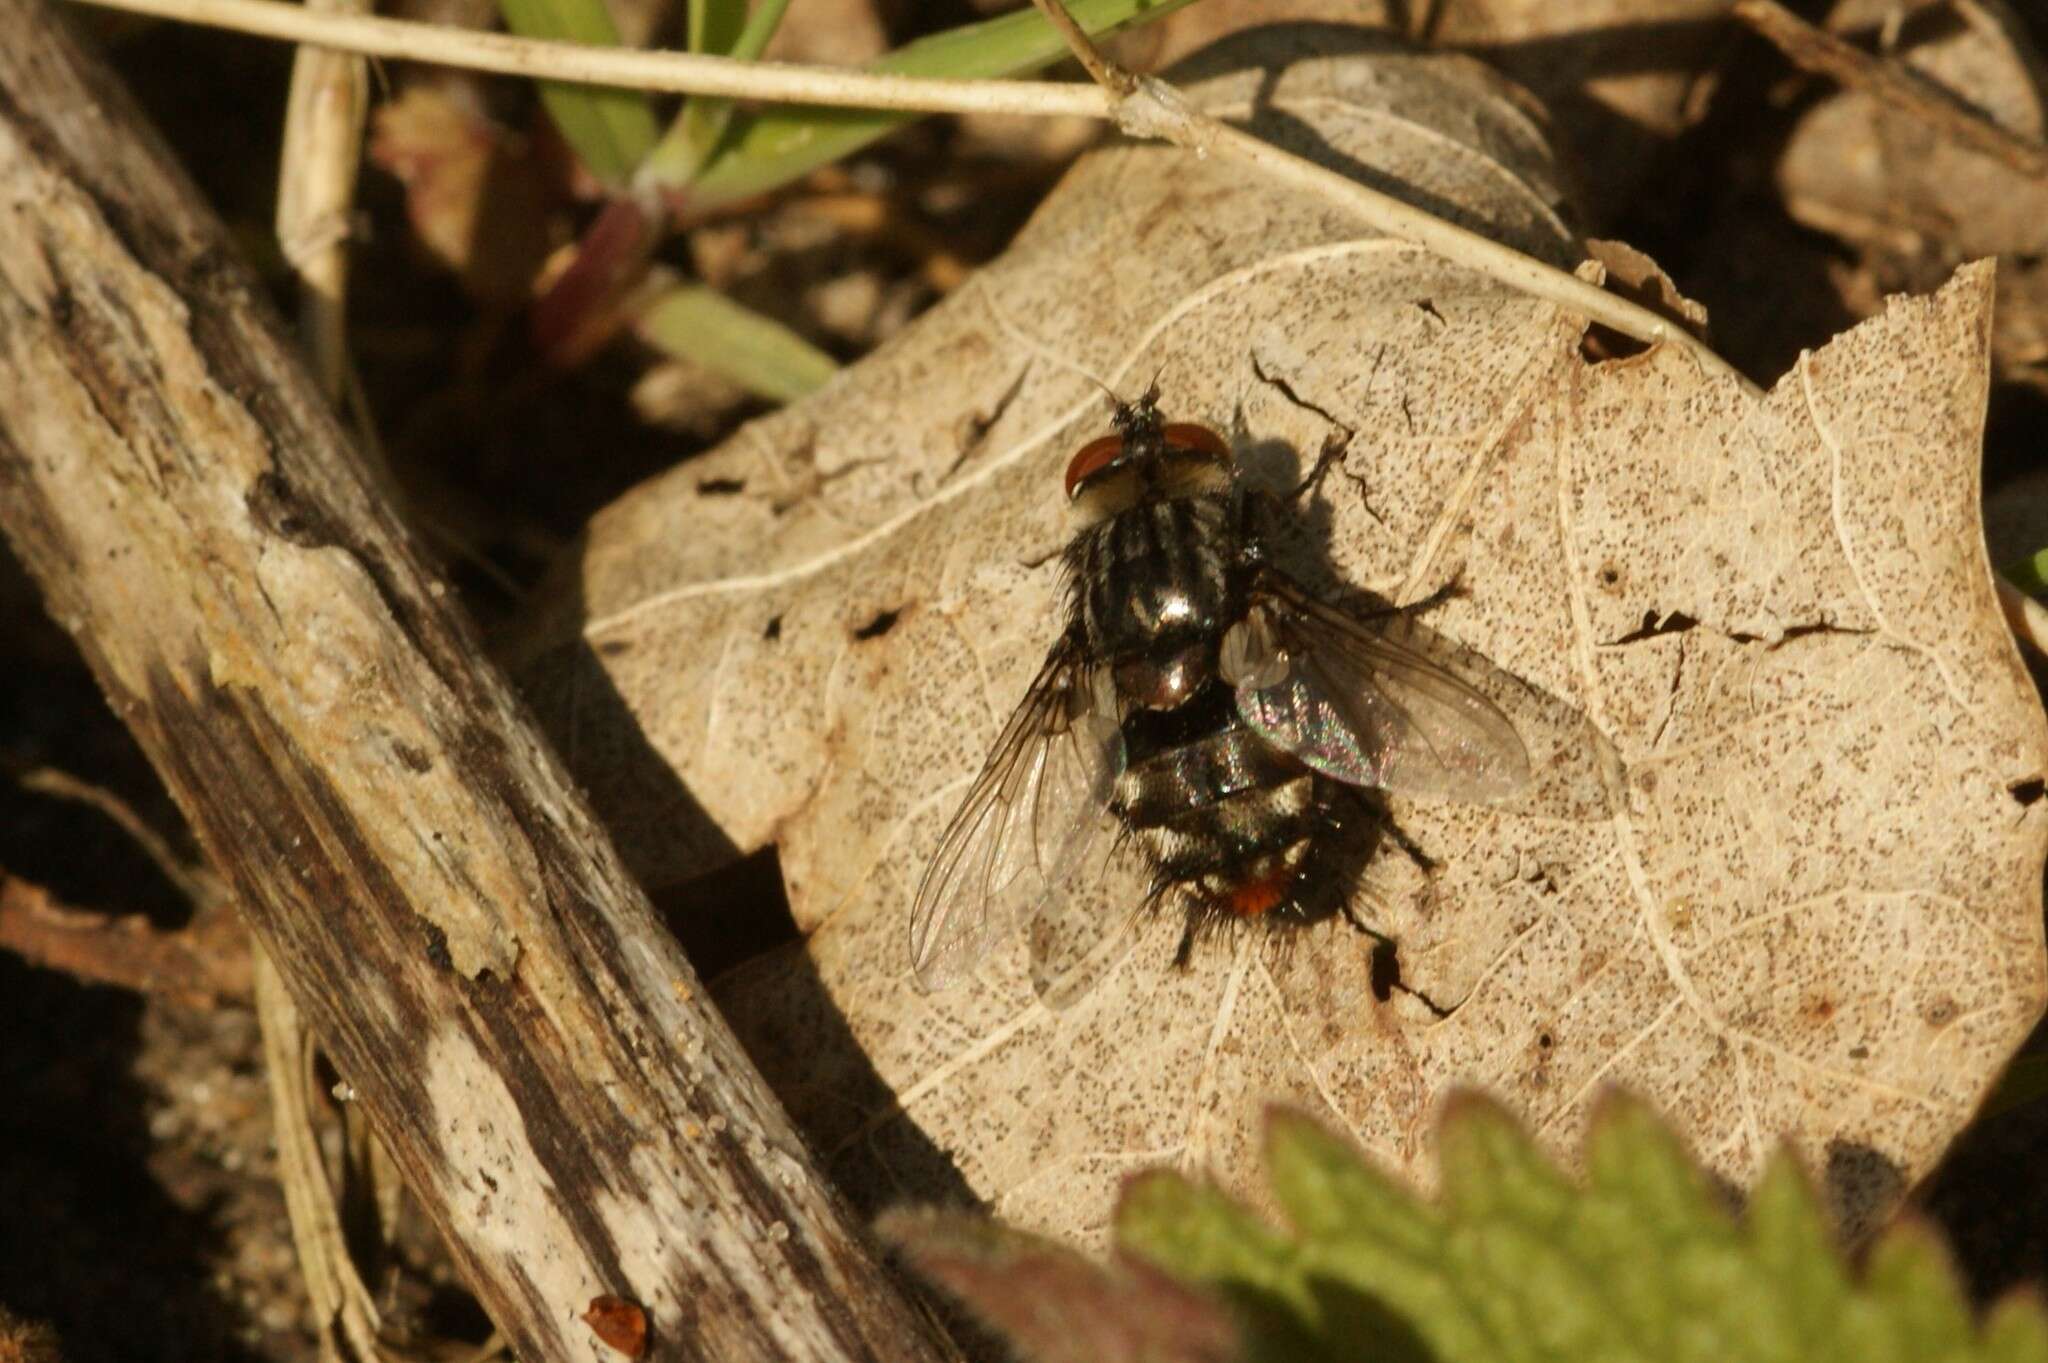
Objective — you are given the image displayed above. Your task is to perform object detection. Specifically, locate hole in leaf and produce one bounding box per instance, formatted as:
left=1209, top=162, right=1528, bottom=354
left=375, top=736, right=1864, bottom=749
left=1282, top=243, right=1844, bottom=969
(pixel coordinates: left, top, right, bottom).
left=853, top=608, right=902, bottom=641
left=1610, top=610, right=1698, bottom=645
left=1580, top=322, right=1651, bottom=363
left=1369, top=939, right=1399, bottom=1003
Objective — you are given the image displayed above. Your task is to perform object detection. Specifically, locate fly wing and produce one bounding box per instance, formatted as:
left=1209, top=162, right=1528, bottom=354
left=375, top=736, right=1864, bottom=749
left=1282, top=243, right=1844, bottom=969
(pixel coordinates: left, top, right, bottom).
left=1228, top=576, right=1532, bottom=803
left=909, top=634, right=1124, bottom=993
left=1026, top=824, right=1149, bottom=1011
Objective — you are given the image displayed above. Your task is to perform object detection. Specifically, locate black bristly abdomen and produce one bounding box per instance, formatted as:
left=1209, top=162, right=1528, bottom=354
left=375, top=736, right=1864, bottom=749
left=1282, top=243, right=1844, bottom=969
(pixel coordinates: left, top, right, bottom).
left=1110, top=681, right=1343, bottom=932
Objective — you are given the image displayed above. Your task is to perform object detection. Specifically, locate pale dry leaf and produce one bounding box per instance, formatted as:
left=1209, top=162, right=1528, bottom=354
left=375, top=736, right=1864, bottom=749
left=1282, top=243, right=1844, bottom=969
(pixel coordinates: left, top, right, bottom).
left=511, top=29, right=2047, bottom=1245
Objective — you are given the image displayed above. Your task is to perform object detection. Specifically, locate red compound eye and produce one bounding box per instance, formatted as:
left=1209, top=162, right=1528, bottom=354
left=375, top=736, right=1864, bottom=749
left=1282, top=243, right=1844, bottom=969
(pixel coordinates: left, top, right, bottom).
left=1161, top=422, right=1231, bottom=462
left=1063, top=433, right=1125, bottom=498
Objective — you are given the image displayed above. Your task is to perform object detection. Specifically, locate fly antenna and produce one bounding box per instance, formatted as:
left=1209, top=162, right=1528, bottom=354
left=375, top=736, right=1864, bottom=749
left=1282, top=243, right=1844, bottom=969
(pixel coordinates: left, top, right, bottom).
left=1079, top=370, right=1124, bottom=409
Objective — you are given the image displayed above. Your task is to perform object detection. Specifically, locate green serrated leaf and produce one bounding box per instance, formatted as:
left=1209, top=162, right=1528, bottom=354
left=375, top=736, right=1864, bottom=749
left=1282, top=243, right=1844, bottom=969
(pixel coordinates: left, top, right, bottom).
left=497, top=0, right=660, bottom=186
left=1127, top=1097, right=2048, bottom=1363
left=674, top=0, right=1200, bottom=204
left=636, top=285, right=837, bottom=403
left=1985, top=1294, right=2048, bottom=1363
left=1115, top=1170, right=1347, bottom=1363
left=1866, top=1225, right=1974, bottom=1358
left=903, top=1094, right=2048, bottom=1363
left=1265, top=1109, right=1442, bottom=1259
left=1744, top=1150, right=1849, bottom=1362
left=1436, top=1095, right=1574, bottom=1231
left=1116, top=1170, right=1306, bottom=1309
left=1584, top=1095, right=1729, bottom=1244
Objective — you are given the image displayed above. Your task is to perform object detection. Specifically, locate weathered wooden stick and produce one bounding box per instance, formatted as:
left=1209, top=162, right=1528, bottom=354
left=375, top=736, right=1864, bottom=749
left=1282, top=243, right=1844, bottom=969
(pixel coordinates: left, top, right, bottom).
left=0, top=4, right=954, bottom=1359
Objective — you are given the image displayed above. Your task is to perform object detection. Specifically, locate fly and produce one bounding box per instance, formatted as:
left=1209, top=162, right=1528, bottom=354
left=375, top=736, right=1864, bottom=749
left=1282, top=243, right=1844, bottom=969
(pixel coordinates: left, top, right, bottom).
left=908, top=387, right=1533, bottom=1005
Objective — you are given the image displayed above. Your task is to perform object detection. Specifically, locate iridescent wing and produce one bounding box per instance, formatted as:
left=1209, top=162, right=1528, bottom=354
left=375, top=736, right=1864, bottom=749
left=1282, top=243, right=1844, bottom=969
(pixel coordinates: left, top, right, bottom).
left=909, top=633, right=1124, bottom=993
left=1225, top=575, right=1532, bottom=803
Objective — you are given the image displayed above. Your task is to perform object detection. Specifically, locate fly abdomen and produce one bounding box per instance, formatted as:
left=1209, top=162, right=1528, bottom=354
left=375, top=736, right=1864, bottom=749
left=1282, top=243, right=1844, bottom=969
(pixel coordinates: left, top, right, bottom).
left=1115, top=724, right=1297, bottom=826
left=1123, top=764, right=1322, bottom=878
left=1114, top=685, right=1335, bottom=919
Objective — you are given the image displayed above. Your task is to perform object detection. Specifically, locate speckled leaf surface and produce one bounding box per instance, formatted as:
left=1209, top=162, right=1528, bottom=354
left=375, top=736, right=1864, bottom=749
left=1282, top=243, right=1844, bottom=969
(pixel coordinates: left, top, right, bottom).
left=511, top=31, right=2048, bottom=1245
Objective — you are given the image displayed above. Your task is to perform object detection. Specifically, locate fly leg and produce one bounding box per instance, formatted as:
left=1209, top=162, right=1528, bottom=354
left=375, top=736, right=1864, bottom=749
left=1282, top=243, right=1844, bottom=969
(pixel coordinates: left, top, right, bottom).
left=1289, top=429, right=1353, bottom=503
left=1380, top=816, right=1439, bottom=874
left=1357, top=574, right=1465, bottom=624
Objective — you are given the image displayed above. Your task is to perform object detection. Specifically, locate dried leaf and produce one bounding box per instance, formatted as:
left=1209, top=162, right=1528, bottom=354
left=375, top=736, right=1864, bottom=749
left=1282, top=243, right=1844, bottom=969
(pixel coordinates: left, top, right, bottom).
left=582, top=1294, right=649, bottom=1358
left=512, top=34, right=2047, bottom=1246
left=880, top=1209, right=1241, bottom=1363
left=368, top=87, right=561, bottom=307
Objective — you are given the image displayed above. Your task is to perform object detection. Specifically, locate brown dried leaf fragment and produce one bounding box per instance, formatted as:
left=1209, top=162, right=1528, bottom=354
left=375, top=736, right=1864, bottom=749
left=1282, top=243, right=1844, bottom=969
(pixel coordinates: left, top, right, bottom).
left=880, top=1208, right=1240, bottom=1363
left=583, top=1295, right=650, bottom=1359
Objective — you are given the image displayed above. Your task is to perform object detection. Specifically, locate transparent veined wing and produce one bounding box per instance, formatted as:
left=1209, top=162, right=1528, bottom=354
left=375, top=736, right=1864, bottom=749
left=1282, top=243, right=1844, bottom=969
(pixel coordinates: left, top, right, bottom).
left=1224, top=574, right=1532, bottom=803
left=1026, top=822, right=1150, bottom=1011
left=909, top=633, right=1124, bottom=992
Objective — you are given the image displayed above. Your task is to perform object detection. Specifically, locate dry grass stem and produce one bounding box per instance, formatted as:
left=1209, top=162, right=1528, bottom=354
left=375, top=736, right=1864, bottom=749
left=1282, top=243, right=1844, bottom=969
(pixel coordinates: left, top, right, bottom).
left=71, top=0, right=1114, bottom=114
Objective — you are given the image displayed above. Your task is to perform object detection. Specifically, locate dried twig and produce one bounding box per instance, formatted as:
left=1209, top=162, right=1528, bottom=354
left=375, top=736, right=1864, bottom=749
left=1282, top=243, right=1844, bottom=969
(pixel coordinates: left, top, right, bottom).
left=269, top=15, right=434, bottom=1363
left=275, top=0, right=367, bottom=402
left=0, top=872, right=251, bottom=1005
left=1734, top=0, right=2048, bottom=181
left=13, top=764, right=221, bottom=908
left=1028, top=0, right=1130, bottom=94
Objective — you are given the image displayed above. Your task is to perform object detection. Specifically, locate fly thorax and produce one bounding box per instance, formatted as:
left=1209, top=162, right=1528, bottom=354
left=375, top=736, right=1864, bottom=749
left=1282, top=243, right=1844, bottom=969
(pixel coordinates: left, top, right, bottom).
left=1071, top=494, right=1236, bottom=674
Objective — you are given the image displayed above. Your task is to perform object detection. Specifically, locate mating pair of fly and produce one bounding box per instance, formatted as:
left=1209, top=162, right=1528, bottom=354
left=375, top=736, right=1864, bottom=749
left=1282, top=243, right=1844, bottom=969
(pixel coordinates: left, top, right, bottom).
left=909, top=386, right=1534, bottom=1005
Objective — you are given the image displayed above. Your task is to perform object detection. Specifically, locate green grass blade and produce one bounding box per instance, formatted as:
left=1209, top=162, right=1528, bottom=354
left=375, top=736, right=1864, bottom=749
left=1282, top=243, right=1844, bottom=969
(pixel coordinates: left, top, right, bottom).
left=644, top=0, right=798, bottom=186
left=498, top=0, right=661, bottom=187
left=686, top=0, right=746, bottom=55
left=638, top=285, right=838, bottom=402
left=728, top=0, right=797, bottom=62
left=670, top=0, right=1199, bottom=203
